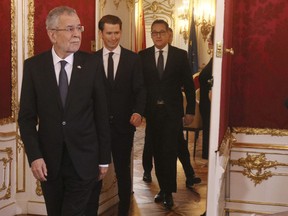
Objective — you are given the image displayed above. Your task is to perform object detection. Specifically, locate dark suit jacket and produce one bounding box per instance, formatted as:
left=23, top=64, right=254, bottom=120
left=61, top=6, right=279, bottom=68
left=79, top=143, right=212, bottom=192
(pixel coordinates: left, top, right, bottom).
left=139, top=45, right=195, bottom=119
left=94, top=47, right=146, bottom=134
left=18, top=50, right=111, bottom=180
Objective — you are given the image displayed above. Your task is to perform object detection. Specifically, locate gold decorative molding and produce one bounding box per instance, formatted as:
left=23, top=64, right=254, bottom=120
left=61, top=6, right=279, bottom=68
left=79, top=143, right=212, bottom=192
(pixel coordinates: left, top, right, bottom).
left=219, top=127, right=236, bottom=156
left=0, top=0, right=17, bottom=125
left=113, top=0, right=121, bottom=9
left=0, top=131, right=17, bottom=139
left=143, top=0, right=175, bottom=28
left=27, top=0, right=34, bottom=58
left=232, top=142, right=288, bottom=151
left=35, top=180, right=43, bottom=196
left=16, top=132, right=25, bottom=192
left=99, top=0, right=106, bottom=10
left=126, top=0, right=134, bottom=11
left=232, top=127, right=288, bottom=136
left=226, top=198, right=288, bottom=207
left=230, top=153, right=288, bottom=186
left=0, top=147, right=13, bottom=200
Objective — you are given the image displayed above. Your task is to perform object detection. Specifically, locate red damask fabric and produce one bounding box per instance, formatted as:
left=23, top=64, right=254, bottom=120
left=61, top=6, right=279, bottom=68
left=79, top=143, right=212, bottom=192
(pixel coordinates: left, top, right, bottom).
left=0, top=0, right=12, bottom=120
left=230, top=0, right=288, bottom=129
left=34, top=0, right=95, bottom=55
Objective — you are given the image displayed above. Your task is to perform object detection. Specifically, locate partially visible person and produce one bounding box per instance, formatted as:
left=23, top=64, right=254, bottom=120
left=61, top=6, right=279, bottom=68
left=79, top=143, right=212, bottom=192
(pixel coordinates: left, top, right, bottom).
left=168, top=27, right=173, bottom=44
left=199, top=28, right=214, bottom=160
left=18, top=6, right=111, bottom=216
left=142, top=27, right=201, bottom=189
left=139, top=19, right=196, bottom=210
left=85, top=15, right=146, bottom=216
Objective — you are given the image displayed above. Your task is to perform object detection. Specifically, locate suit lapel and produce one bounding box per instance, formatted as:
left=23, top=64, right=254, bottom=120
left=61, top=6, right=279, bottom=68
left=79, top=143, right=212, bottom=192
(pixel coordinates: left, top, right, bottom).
left=150, top=47, right=161, bottom=81
left=65, top=51, right=85, bottom=110
left=43, top=51, right=63, bottom=110
left=162, top=45, right=174, bottom=80
left=113, top=47, right=125, bottom=86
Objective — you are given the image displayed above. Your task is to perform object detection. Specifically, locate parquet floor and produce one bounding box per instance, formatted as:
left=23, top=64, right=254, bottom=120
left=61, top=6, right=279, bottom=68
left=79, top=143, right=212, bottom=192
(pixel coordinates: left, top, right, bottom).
left=100, top=123, right=208, bottom=216
left=17, top=123, right=208, bottom=216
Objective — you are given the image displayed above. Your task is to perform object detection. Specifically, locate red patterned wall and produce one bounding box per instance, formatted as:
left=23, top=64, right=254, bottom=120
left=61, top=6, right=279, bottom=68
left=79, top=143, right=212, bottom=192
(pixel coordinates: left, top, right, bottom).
left=230, top=0, right=288, bottom=129
left=0, top=0, right=12, bottom=120
left=34, top=0, right=95, bottom=55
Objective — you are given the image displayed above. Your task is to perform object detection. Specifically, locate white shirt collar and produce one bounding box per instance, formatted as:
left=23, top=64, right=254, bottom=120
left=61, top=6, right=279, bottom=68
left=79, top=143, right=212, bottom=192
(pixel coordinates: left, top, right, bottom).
left=103, top=45, right=121, bottom=56
left=155, top=44, right=169, bottom=53
left=52, top=47, right=74, bottom=66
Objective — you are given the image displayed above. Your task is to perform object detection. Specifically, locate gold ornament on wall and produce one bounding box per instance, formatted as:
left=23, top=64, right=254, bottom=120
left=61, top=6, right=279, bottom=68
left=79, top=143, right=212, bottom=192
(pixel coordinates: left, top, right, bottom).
left=231, top=153, right=288, bottom=186
left=0, top=147, right=13, bottom=200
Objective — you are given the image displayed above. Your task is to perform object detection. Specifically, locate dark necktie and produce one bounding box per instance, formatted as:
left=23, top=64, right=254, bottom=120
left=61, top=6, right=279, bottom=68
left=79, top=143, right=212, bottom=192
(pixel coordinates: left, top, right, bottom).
left=59, top=60, right=68, bottom=107
left=108, top=52, right=114, bottom=85
left=157, top=50, right=164, bottom=79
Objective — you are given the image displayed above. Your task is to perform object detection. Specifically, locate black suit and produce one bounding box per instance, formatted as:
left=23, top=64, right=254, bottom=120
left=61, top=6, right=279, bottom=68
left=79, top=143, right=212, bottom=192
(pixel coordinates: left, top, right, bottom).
left=139, top=45, right=195, bottom=194
left=18, top=50, right=111, bottom=215
left=87, top=47, right=146, bottom=216
left=199, top=58, right=213, bottom=159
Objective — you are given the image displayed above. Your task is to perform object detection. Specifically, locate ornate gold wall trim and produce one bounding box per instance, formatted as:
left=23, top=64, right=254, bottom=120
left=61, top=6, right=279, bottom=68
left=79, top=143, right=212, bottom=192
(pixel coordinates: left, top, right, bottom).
left=143, top=0, right=175, bottom=28
left=27, top=0, right=34, bottom=58
left=232, top=142, right=288, bottom=151
left=226, top=198, right=288, bottom=207
left=0, top=131, right=17, bottom=139
left=126, top=0, right=134, bottom=11
left=0, top=0, right=17, bottom=125
left=230, top=153, right=288, bottom=186
left=99, top=0, right=106, bottom=10
left=232, top=127, right=288, bottom=136
left=113, top=0, right=121, bottom=9
left=0, top=147, right=13, bottom=201
left=36, top=180, right=42, bottom=196
left=219, top=127, right=236, bottom=156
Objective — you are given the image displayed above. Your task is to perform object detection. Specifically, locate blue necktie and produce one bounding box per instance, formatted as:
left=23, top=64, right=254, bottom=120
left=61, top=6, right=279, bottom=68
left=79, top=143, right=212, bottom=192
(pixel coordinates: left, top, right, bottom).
left=59, top=60, right=68, bottom=107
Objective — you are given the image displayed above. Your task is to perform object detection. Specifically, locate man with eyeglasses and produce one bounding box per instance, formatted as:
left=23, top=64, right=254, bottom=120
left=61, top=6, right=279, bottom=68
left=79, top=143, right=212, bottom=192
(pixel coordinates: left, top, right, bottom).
left=18, top=6, right=111, bottom=215
left=139, top=19, right=196, bottom=209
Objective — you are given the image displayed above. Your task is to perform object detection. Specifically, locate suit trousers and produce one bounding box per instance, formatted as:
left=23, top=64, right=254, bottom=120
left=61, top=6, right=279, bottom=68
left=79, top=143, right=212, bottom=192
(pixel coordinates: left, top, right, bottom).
left=142, top=124, right=195, bottom=179
left=146, top=106, right=181, bottom=193
left=111, top=126, right=134, bottom=215
left=40, top=145, right=97, bottom=216
left=200, top=107, right=211, bottom=159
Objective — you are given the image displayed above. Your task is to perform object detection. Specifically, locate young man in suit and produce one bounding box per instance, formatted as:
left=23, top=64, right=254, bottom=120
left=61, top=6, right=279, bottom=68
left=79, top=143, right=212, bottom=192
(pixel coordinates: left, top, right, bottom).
left=142, top=27, right=201, bottom=189
left=18, top=6, right=111, bottom=216
left=139, top=20, right=196, bottom=209
left=86, top=15, right=146, bottom=216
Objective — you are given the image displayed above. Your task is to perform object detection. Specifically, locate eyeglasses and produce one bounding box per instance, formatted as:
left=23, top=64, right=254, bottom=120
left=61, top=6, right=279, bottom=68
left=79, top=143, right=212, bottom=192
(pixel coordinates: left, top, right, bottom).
left=50, top=25, right=84, bottom=33
left=151, top=31, right=167, bottom=37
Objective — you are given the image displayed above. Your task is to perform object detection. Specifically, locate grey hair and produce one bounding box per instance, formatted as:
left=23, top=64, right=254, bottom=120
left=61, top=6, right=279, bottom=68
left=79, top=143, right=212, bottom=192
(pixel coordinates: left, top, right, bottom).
left=46, top=6, right=77, bottom=29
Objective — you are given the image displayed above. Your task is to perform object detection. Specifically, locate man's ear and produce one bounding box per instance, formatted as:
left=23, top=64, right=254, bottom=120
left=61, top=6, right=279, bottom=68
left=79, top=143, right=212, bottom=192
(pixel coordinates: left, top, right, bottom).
left=47, top=30, right=56, bottom=43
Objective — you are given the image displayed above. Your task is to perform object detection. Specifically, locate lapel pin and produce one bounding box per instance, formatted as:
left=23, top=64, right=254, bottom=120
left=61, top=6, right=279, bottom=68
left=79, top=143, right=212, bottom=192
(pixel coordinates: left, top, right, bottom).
left=77, top=65, right=82, bottom=69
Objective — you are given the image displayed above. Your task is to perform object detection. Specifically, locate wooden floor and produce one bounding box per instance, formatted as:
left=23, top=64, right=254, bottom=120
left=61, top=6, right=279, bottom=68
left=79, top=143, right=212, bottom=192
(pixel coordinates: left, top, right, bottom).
left=17, top=123, right=208, bottom=216
left=100, top=124, right=208, bottom=216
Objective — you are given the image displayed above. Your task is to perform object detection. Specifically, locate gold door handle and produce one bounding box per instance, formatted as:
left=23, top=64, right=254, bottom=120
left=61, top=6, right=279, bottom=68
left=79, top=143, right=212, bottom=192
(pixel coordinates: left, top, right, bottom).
left=225, top=48, right=234, bottom=55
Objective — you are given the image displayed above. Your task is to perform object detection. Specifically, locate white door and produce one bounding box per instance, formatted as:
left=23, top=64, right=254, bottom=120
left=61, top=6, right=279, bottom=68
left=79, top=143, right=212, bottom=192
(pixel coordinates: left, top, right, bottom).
left=206, top=0, right=234, bottom=215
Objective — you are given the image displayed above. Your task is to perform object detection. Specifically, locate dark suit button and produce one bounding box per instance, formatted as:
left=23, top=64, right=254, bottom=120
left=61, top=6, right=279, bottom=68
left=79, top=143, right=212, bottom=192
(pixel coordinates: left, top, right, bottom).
left=62, top=121, right=66, bottom=126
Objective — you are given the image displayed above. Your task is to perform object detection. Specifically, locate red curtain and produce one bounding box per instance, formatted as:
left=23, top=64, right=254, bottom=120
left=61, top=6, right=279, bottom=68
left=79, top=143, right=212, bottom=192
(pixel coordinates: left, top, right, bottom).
left=34, top=0, right=95, bottom=55
left=229, top=0, right=288, bottom=129
left=0, top=0, right=12, bottom=120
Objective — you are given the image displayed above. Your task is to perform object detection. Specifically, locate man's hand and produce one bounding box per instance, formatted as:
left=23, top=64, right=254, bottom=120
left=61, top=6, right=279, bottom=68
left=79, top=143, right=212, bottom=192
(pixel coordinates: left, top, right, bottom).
left=31, top=158, right=47, bottom=181
left=130, top=113, right=142, bottom=127
left=183, top=114, right=195, bottom=126
left=98, top=166, right=109, bottom=180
